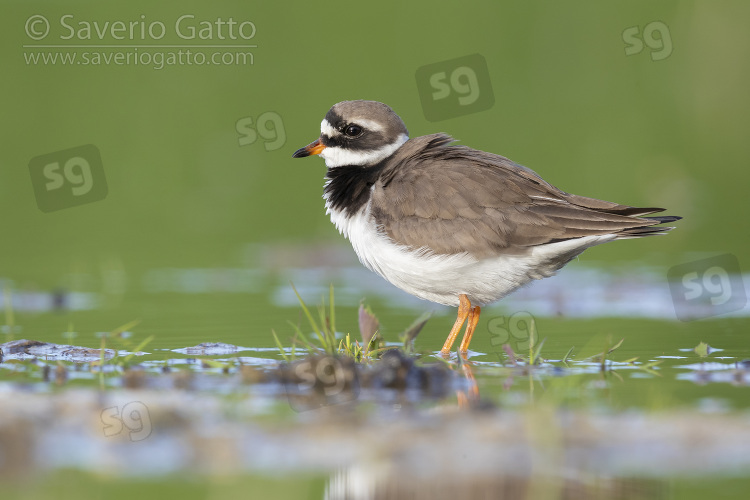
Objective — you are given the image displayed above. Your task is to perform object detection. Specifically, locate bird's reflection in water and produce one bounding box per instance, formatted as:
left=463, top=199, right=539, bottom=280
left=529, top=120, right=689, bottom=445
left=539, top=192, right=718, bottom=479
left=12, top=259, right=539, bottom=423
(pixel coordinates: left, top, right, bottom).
left=456, top=353, right=481, bottom=409
left=324, top=463, right=667, bottom=500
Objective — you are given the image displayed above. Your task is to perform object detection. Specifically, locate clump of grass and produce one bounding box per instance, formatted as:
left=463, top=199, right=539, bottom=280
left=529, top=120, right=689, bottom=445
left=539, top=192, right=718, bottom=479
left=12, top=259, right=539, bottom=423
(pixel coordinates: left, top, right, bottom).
left=85, top=319, right=150, bottom=389
left=552, top=336, right=626, bottom=371
left=340, top=331, right=387, bottom=362
left=561, top=345, right=576, bottom=366
left=107, top=320, right=152, bottom=369
left=272, top=283, right=339, bottom=360
left=273, top=284, right=429, bottom=363
left=499, top=318, right=547, bottom=366
left=564, top=335, right=662, bottom=375
left=91, top=319, right=152, bottom=370
left=590, top=336, right=625, bottom=371
left=498, top=329, right=648, bottom=375
left=694, top=341, right=711, bottom=358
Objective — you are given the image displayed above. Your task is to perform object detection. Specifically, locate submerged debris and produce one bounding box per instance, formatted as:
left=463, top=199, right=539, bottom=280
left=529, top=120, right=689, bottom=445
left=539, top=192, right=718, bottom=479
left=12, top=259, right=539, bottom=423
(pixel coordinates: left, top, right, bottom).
left=173, top=342, right=246, bottom=356
left=1, top=339, right=46, bottom=356
left=239, top=364, right=267, bottom=384
left=279, top=354, right=359, bottom=411
left=123, top=368, right=147, bottom=389
left=54, top=364, right=67, bottom=386
left=173, top=369, right=193, bottom=390
left=0, top=339, right=118, bottom=363
left=362, top=349, right=452, bottom=396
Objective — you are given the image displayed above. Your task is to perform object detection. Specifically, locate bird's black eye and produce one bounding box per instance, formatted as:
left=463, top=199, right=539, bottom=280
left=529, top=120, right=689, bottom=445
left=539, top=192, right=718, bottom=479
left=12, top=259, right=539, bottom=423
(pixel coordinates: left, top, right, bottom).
left=344, top=124, right=363, bottom=137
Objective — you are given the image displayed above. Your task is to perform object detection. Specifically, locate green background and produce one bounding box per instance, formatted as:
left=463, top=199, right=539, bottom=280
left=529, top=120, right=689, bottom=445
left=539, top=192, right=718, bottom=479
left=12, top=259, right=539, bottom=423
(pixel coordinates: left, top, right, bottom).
left=2, top=2, right=750, bottom=498
left=1, top=0, right=748, bottom=348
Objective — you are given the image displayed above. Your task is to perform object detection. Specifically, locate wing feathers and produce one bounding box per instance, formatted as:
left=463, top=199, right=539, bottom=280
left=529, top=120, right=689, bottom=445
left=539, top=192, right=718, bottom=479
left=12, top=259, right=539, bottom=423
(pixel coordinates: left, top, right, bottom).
left=371, top=134, right=681, bottom=257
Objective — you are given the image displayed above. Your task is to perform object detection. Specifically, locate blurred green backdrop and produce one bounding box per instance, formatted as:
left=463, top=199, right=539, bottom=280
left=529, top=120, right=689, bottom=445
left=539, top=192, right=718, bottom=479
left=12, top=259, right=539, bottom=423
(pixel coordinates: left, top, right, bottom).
left=1, top=0, right=749, bottom=349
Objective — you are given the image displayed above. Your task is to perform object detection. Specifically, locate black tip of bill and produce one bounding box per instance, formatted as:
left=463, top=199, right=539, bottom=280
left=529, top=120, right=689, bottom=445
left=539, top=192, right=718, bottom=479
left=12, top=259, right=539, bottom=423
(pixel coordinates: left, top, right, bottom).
left=292, top=147, right=310, bottom=158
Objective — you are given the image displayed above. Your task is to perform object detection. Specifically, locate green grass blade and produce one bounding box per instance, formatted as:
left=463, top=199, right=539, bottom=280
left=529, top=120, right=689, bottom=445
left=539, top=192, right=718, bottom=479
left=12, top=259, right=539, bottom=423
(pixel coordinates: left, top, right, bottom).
left=286, top=321, right=318, bottom=352
left=562, top=346, right=575, bottom=364
left=120, top=335, right=154, bottom=365
left=130, top=334, right=154, bottom=354
left=530, top=337, right=546, bottom=365
left=291, top=282, right=325, bottom=346
left=316, top=301, right=335, bottom=352
left=316, top=302, right=326, bottom=341
left=366, top=346, right=398, bottom=357
left=110, top=319, right=142, bottom=338
left=608, top=338, right=625, bottom=354
left=271, top=330, right=290, bottom=362
left=402, top=311, right=432, bottom=351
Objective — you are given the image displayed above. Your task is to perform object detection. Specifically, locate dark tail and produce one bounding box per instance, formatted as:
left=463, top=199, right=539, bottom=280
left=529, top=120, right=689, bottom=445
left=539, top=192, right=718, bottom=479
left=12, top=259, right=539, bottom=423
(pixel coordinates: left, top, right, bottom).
left=615, top=215, right=682, bottom=238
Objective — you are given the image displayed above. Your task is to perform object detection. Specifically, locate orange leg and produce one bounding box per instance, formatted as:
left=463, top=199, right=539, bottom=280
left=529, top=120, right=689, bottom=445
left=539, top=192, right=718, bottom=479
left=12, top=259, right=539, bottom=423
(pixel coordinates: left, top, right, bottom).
left=440, top=294, right=471, bottom=356
left=459, top=305, right=481, bottom=353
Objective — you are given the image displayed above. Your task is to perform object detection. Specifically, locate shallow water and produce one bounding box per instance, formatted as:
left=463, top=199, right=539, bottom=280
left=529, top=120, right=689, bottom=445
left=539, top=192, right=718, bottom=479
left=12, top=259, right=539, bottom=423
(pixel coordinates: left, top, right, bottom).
left=2, top=302, right=750, bottom=498
left=2, top=254, right=750, bottom=500
left=5, top=0, right=750, bottom=496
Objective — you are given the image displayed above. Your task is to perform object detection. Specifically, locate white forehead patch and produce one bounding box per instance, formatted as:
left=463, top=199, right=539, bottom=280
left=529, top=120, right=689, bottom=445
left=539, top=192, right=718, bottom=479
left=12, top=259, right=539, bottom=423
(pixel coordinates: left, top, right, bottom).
left=320, top=119, right=336, bottom=137
left=320, top=133, right=409, bottom=168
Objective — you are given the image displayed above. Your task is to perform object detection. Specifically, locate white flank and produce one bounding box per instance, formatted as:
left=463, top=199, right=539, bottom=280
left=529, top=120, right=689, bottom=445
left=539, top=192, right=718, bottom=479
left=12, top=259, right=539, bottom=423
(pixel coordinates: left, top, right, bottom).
left=326, top=191, right=618, bottom=307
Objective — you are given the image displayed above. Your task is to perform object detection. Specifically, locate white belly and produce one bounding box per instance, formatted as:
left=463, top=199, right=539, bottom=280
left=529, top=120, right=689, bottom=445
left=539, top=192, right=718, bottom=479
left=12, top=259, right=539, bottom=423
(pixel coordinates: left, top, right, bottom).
left=326, top=199, right=615, bottom=307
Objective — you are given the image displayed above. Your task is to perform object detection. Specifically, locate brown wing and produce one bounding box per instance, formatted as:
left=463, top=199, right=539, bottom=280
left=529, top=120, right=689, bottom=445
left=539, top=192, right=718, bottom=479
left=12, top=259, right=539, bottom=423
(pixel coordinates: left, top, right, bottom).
left=371, top=134, right=680, bottom=258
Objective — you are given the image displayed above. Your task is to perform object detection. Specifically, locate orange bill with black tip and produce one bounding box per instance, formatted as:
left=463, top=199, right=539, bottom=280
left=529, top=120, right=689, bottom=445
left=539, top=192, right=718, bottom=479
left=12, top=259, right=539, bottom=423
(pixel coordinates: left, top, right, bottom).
left=292, top=139, right=326, bottom=158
